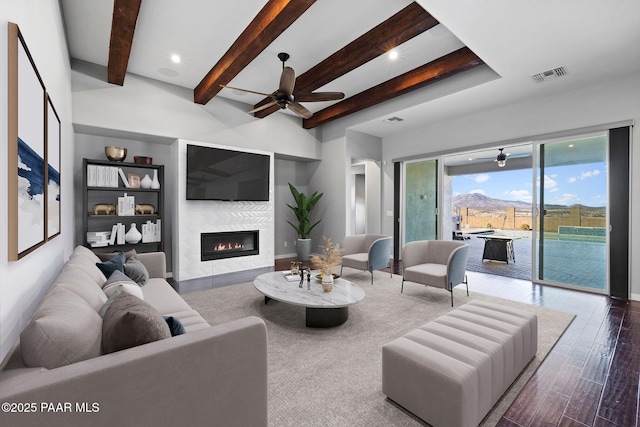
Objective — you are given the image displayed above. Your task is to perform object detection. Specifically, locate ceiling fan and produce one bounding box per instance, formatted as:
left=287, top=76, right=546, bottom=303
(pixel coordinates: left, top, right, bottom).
left=474, top=148, right=530, bottom=168
left=220, top=53, right=345, bottom=119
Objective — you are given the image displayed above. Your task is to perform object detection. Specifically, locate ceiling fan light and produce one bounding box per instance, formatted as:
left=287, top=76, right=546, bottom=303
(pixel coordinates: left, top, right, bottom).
left=496, top=148, right=507, bottom=167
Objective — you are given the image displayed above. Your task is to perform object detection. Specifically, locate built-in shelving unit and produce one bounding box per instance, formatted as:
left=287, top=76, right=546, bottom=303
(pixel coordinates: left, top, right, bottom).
left=82, top=158, right=164, bottom=254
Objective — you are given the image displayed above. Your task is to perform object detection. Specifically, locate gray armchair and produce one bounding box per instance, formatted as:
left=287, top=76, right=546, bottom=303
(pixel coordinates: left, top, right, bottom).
left=340, top=234, right=393, bottom=284
left=401, top=240, right=469, bottom=306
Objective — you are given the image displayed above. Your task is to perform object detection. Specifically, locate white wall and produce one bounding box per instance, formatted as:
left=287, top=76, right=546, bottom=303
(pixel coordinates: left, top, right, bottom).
left=308, top=137, right=349, bottom=251
left=0, top=1, right=74, bottom=362
left=173, top=140, right=274, bottom=281
left=274, top=159, right=313, bottom=258
left=71, top=60, right=322, bottom=161
left=382, top=73, right=640, bottom=298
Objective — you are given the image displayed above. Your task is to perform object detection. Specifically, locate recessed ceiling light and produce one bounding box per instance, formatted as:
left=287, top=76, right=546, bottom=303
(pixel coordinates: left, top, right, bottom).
left=388, top=49, right=399, bottom=61
left=568, top=144, right=574, bottom=148
left=170, top=54, right=181, bottom=64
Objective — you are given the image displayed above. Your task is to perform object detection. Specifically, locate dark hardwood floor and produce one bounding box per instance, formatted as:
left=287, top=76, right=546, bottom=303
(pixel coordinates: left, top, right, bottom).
left=275, top=258, right=638, bottom=426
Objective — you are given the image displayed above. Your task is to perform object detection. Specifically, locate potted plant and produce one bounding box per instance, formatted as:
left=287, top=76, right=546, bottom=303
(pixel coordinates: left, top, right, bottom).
left=286, top=183, right=323, bottom=261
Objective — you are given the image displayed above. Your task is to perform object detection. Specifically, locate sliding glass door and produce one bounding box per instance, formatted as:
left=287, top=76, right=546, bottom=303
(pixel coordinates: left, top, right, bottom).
left=403, top=159, right=438, bottom=245
left=533, top=133, right=608, bottom=293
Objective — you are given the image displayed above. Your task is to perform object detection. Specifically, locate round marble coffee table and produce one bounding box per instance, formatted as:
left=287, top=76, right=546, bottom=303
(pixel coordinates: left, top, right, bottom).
left=253, top=271, right=365, bottom=327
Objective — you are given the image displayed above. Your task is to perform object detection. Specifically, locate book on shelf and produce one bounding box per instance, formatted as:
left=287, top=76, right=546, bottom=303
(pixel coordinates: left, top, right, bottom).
left=117, top=223, right=125, bottom=245
left=108, top=224, right=118, bottom=245
left=142, top=219, right=162, bottom=243
left=117, top=193, right=135, bottom=216
left=118, top=168, right=130, bottom=188
left=87, top=164, right=119, bottom=188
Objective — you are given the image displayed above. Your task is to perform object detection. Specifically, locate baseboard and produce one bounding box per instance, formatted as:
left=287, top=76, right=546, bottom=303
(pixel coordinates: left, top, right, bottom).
left=177, top=266, right=274, bottom=294
left=630, top=293, right=640, bottom=302
left=275, top=253, right=297, bottom=260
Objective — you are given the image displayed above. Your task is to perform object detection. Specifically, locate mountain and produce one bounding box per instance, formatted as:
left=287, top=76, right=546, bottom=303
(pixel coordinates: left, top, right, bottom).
left=453, top=193, right=530, bottom=209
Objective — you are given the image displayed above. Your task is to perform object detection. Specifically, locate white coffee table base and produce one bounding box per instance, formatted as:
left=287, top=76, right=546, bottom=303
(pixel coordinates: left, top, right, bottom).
left=255, top=272, right=365, bottom=328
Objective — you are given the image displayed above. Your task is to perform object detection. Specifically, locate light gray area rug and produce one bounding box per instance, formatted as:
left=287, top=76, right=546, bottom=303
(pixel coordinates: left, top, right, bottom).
left=182, top=271, right=574, bottom=426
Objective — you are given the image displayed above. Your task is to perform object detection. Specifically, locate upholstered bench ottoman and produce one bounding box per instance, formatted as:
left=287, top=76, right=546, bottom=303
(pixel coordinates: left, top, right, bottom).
left=382, top=300, right=537, bottom=427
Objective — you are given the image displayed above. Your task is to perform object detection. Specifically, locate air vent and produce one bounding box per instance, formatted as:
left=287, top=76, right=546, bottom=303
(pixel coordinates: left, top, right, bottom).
left=383, top=116, right=404, bottom=123
left=532, top=67, right=568, bottom=83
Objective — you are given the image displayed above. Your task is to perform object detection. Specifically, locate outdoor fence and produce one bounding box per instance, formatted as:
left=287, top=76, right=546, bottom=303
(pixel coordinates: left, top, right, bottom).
left=454, top=206, right=606, bottom=233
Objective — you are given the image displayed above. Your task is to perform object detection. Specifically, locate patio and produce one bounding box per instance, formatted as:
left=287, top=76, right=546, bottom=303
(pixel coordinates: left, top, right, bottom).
left=462, top=232, right=606, bottom=291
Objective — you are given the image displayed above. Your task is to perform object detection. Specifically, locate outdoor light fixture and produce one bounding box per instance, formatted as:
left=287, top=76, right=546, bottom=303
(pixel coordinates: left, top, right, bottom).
left=496, top=148, right=507, bottom=168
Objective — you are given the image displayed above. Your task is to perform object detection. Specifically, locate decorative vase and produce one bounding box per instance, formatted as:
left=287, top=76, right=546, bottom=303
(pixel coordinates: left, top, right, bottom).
left=321, top=271, right=334, bottom=292
left=151, top=169, right=160, bottom=189
left=140, top=174, right=152, bottom=189
left=125, top=223, right=142, bottom=244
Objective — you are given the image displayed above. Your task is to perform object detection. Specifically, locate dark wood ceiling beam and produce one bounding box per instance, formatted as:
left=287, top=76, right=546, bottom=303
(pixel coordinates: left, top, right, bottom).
left=253, top=1, right=438, bottom=118
left=302, top=47, right=484, bottom=129
left=108, top=0, right=142, bottom=86
left=194, top=0, right=317, bottom=105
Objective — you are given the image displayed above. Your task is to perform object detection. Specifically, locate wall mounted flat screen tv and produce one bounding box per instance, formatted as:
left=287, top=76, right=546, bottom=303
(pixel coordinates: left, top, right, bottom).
left=186, top=145, right=270, bottom=201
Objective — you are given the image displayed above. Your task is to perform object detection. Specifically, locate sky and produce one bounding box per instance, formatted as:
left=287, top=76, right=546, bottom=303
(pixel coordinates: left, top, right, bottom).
left=452, top=161, right=607, bottom=207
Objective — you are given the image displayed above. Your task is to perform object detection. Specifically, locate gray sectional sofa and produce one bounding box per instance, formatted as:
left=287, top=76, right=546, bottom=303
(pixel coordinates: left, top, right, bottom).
left=0, top=246, right=268, bottom=427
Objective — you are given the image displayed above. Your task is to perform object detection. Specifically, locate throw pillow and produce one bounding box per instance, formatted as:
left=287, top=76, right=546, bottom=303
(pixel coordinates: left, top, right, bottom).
left=96, top=249, right=137, bottom=262
left=163, top=316, right=186, bottom=336
left=96, top=252, right=125, bottom=277
left=102, top=292, right=171, bottom=354
left=123, top=257, right=149, bottom=285
left=21, top=287, right=102, bottom=369
left=99, top=288, right=123, bottom=317
left=102, top=270, right=144, bottom=300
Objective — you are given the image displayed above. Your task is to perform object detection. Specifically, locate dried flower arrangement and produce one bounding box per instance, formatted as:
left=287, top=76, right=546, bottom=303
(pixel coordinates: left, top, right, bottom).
left=309, top=236, right=343, bottom=280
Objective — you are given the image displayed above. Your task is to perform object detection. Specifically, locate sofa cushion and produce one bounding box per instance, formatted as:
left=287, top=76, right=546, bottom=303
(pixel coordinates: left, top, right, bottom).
left=71, top=245, right=101, bottom=263
left=102, top=270, right=144, bottom=300
left=404, top=263, right=448, bottom=288
left=66, top=256, right=107, bottom=286
left=124, top=257, right=149, bottom=285
left=141, top=279, right=192, bottom=315
left=53, top=264, right=108, bottom=311
left=21, top=287, right=102, bottom=369
left=102, top=292, right=171, bottom=354
left=163, top=316, right=186, bottom=336
left=96, top=252, right=125, bottom=277
left=342, top=253, right=369, bottom=270
left=96, top=249, right=137, bottom=262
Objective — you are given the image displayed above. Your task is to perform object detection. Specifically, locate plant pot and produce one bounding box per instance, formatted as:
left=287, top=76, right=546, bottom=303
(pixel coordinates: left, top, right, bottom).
left=296, top=238, right=311, bottom=261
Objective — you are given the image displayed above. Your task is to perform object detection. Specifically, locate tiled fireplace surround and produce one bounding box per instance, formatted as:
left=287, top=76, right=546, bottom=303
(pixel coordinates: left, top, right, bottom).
left=175, top=140, right=275, bottom=289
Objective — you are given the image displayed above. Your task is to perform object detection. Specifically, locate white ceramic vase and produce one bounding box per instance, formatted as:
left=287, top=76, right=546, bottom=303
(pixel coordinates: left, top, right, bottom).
left=321, top=270, right=334, bottom=292
left=151, top=169, right=160, bottom=189
left=125, top=223, right=142, bottom=244
left=140, top=174, right=152, bottom=189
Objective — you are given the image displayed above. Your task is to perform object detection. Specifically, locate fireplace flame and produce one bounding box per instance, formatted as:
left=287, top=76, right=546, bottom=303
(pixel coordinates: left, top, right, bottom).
left=213, top=242, right=245, bottom=252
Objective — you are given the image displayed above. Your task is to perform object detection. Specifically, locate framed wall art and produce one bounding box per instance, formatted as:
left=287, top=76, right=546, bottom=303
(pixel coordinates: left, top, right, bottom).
left=8, top=23, right=47, bottom=260
left=46, top=93, right=61, bottom=240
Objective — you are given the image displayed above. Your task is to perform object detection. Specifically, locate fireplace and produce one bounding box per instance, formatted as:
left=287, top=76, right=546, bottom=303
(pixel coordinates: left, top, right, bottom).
left=201, top=230, right=259, bottom=261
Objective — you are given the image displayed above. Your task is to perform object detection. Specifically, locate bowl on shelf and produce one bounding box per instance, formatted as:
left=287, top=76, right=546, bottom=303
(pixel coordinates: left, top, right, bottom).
left=134, top=156, right=153, bottom=165
left=105, top=146, right=127, bottom=162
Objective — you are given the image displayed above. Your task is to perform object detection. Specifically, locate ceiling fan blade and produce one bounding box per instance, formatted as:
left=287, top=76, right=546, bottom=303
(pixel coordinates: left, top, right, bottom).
left=248, top=100, right=278, bottom=114
left=295, top=92, right=345, bottom=102
left=287, top=101, right=312, bottom=119
left=279, top=66, right=296, bottom=95
left=220, top=84, right=272, bottom=97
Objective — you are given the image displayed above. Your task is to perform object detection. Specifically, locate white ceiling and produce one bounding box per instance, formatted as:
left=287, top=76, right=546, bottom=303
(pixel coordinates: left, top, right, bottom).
left=60, top=0, right=640, bottom=138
